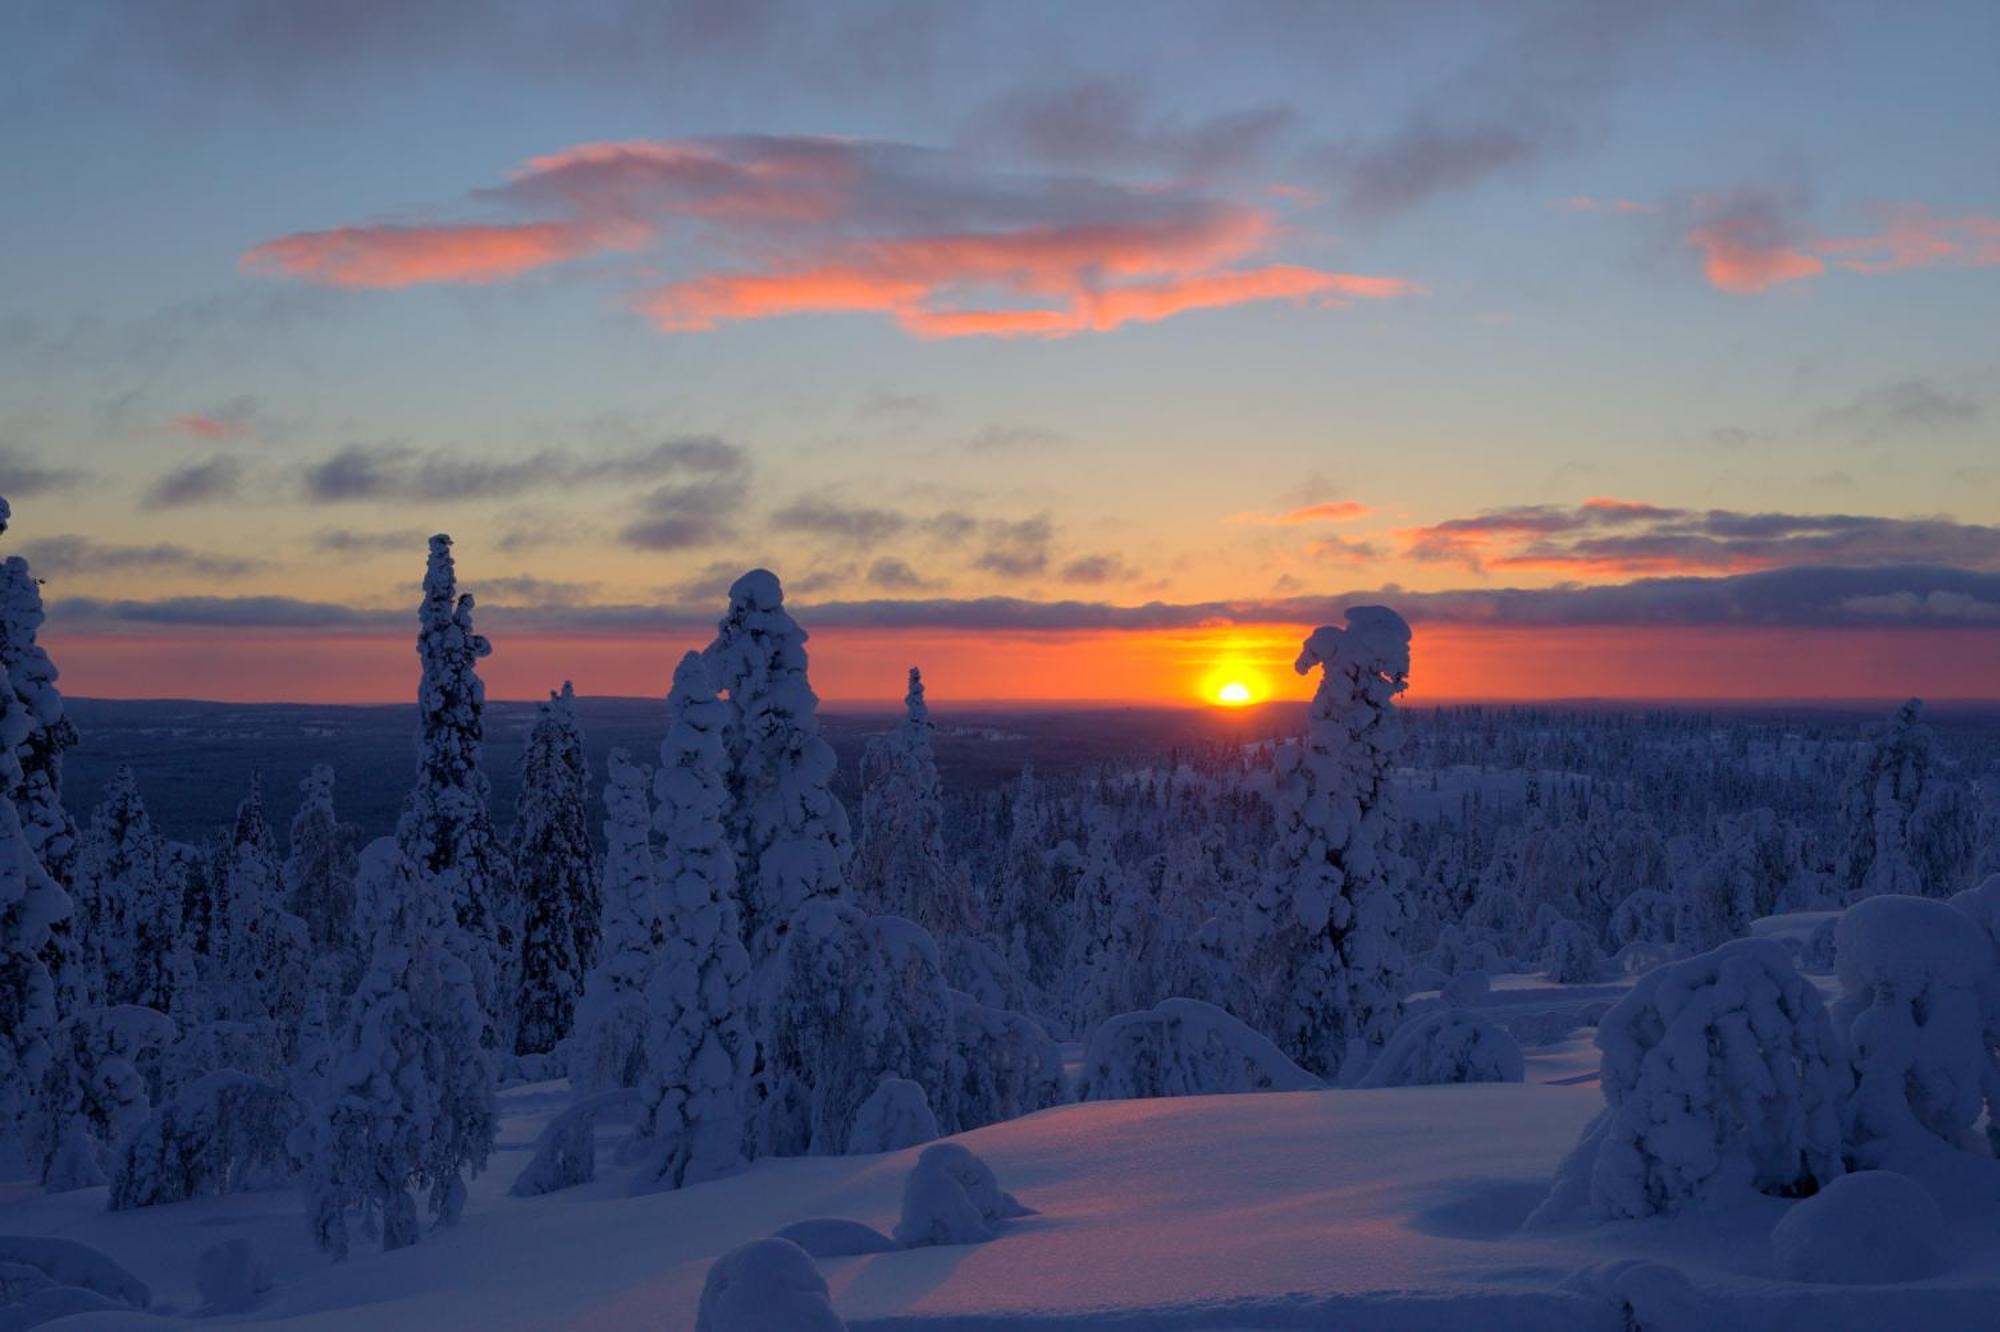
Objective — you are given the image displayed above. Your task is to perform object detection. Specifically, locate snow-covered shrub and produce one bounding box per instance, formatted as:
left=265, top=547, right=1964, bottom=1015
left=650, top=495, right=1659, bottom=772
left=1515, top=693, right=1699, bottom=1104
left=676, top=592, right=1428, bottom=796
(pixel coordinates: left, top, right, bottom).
left=1439, top=969, right=1490, bottom=1007
left=1359, top=1009, right=1523, bottom=1087
left=1770, top=1170, right=1947, bottom=1284
left=847, top=1077, right=938, bottom=1154
left=1833, top=893, right=2000, bottom=1163
left=939, top=936, right=1030, bottom=1016
left=1799, top=915, right=1841, bottom=972
left=947, top=990, right=1063, bottom=1132
left=566, top=750, right=656, bottom=1096
left=764, top=903, right=955, bottom=1156
left=635, top=655, right=755, bottom=1190
left=893, top=1142, right=1028, bottom=1248
left=1253, top=608, right=1413, bottom=1080
left=1429, top=923, right=1504, bottom=978
left=1543, top=915, right=1605, bottom=983
left=1607, top=889, right=1676, bottom=950
left=703, top=569, right=851, bottom=979
left=194, top=1238, right=273, bottom=1315
left=1533, top=938, right=1847, bottom=1222
left=109, top=1070, right=303, bottom=1210
left=510, top=1088, right=638, bottom=1197
left=512, top=681, right=599, bottom=1058
left=161, top=1018, right=284, bottom=1100
left=42, top=1005, right=176, bottom=1189
left=695, top=1238, right=845, bottom=1332
left=1078, top=997, right=1321, bottom=1102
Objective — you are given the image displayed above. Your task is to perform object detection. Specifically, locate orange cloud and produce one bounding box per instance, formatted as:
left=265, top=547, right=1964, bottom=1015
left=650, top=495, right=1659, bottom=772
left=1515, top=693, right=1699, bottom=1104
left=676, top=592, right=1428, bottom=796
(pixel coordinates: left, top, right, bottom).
left=1228, top=500, right=1373, bottom=526
left=240, top=220, right=630, bottom=288
left=243, top=136, right=1415, bottom=337
left=1684, top=215, right=1824, bottom=294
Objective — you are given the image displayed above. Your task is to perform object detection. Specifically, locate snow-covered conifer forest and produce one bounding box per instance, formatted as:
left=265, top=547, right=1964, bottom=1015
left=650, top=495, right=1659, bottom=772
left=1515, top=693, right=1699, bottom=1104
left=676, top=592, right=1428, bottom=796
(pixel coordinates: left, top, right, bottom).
left=6, top=502, right=2000, bottom=1330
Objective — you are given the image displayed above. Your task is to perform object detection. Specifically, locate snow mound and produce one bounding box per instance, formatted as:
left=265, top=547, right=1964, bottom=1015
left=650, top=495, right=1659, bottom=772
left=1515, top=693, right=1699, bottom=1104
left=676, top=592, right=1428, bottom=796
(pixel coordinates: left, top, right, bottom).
left=1534, top=938, right=1846, bottom=1221
left=694, top=1238, right=845, bottom=1332
left=1360, top=1009, right=1523, bottom=1088
left=1770, top=1171, right=1947, bottom=1284
left=0, top=1237, right=148, bottom=1309
left=1439, top=970, right=1490, bottom=1007
left=194, top=1237, right=273, bottom=1315
left=1078, top=997, right=1322, bottom=1101
left=771, top=1218, right=898, bottom=1258
left=847, top=1077, right=939, bottom=1154
left=893, top=1142, right=1030, bottom=1248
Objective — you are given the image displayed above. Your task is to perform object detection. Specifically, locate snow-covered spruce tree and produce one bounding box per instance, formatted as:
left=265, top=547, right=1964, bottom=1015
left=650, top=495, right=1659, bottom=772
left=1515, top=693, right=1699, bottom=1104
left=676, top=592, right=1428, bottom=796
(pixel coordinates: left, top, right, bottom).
left=985, top=769, right=1064, bottom=998
left=1531, top=938, right=1846, bottom=1223
left=74, top=767, right=179, bottom=1012
left=1253, top=607, right=1413, bottom=1081
left=1834, top=698, right=1977, bottom=901
left=1062, top=812, right=1138, bottom=1037
left=702, top=570, right=851, bottom=982
left=512, top=681, right=600, bottom=1058
left=0, top=687, right=70, bottom=1165
left=44, top=1004, right=177, bottom=1191
left=395, top=535, right=518, bottom=1052
left=0, top=498, right=83, bottom=1018
left=566, top=748, right=657, bottom=1095
left=0, top=498, right=79, bottom=891
left=635, top=652, right=756, bottom=1189
left=855, top=668, right=970, bottom=938
left=216, top=781, right=311, bottom=1060
left=305, top=837, right=495, bottom=1257
left=281, top=765, right=358, bottom=975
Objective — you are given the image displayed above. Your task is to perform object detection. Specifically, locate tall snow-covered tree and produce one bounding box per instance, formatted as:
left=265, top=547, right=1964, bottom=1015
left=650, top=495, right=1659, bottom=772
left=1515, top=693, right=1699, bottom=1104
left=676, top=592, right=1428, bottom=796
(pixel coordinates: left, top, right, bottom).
left=0, top=686, right=69, bottom=1166
left=306, top=837, right=495, bottom=1257
left=513, top=681, right=600, bottom=1057
left=985, top=769, right=1064, bottom=996
left=74, top=767, right=178, bottom=1011
left=856, top=667, right=970, bottom=938
left=636, top=652, right=756, bottom=1188
left=1062, top=813, right=1137, bottom=1036
left=216, top=781, right=311, bottom=1056
left=702, top=570, right=850, bottom=981
left=1834, top=698, right=1973, bottom=900
left=282, top=765, right=358, bottom=970
left=1255, top=607, right=1413, bottom=1081
left=395, top=535, right=518, bottom=1051
left=566, top=748, right=657, bottom=1094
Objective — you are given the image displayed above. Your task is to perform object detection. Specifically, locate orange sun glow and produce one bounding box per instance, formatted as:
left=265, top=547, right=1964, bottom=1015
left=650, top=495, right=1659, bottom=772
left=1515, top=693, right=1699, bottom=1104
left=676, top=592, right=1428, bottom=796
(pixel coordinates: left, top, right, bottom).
left=1215, top=681, right=1254, bottom=706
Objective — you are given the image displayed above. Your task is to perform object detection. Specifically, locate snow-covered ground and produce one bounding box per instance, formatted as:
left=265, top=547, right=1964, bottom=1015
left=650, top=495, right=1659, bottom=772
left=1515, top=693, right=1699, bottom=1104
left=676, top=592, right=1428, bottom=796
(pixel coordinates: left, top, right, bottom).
left=9, top=1009, right=2000, bottom=1331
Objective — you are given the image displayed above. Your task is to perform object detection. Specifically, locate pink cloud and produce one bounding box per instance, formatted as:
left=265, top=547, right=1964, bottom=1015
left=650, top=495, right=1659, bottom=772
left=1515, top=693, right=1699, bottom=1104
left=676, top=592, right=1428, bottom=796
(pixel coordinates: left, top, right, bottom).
left=1228, top=500, right=1374, bottom=526
left=169, top=413, right=250, bottom=442
left=242, top=136, right=1415, bottom=338
left=1684, top=213, right=1824, bottom=295
left=1817, top=203, right=2000, bottom=274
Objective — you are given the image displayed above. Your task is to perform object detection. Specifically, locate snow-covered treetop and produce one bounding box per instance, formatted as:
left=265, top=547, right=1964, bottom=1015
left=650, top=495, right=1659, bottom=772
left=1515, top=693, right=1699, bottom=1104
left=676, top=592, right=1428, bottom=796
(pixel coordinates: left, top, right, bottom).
left=0, top=496, right=10, bottom=535
left=414, top=534, right=492, bottom=794
left=1297, top=606, right=1412, bottom=697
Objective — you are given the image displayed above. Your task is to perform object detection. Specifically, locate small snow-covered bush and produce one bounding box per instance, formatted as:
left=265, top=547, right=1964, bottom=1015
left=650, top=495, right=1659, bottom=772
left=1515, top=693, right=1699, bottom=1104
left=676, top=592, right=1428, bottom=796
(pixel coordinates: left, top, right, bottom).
left=1800, top=915, right=1841, bottom=973
left=1834, top=893, right=2000, bottom=1163
left=510, top=1088, right=638, bottom=1197
left=1359, top=1009, right=1523, bottom=1088
left=940, top=936, right=1030, bottom=1016
left=763, top=903, right=955, bottom=1156
left=893, top=1142, right=1028, bottom=1248
left=1543, top=916, right=1605, bottom=983
left=1532, top=938, right=1846, bottom=1222
left=1608, top=889, right=1677, bottom=950
left=1770, top=1171, right=1946, bottom=1284
left=1078, top=998, right=1321, bottom=1102
left=108, top=1070, right=303, bottom=1210
left=694, top=1238, right=845, bottom=1332
left=947, top=990, right=1063, bottom=1132
left=194, top=1237, right=273, bottom=1314
left=847, top=1077, right=938, bottom=1154
left=1430, top=923, right=1505, bottom=978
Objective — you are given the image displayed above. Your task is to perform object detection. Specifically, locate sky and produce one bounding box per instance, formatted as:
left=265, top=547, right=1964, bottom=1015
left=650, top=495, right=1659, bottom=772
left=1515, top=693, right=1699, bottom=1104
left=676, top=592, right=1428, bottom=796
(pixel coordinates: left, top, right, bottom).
left=3, top=0, right=1998, bottom=706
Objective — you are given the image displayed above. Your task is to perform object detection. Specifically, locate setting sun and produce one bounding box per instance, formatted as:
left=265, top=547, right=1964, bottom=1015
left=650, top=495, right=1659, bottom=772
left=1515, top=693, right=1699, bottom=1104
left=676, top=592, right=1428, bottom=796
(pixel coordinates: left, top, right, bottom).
left=1216, top=681, right=1254, bottom=706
